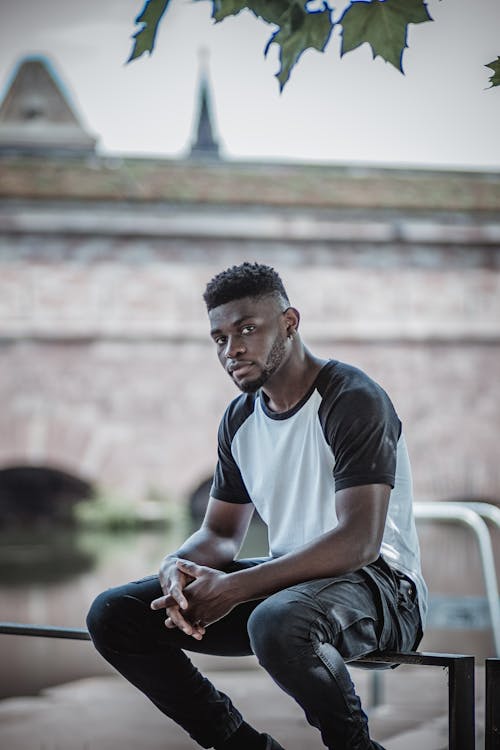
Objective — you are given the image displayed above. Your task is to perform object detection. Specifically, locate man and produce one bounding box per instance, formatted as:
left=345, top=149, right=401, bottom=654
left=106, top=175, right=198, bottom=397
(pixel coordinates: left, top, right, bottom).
left=87, top=262, right=427, bottom=750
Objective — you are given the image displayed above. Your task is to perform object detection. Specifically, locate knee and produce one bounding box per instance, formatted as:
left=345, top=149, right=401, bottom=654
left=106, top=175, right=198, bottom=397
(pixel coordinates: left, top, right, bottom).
left=86, top=588, right=116, bottom=651
left=247, top=590, right=318, bottom=670
left=86, top=586, right=140, bottom=653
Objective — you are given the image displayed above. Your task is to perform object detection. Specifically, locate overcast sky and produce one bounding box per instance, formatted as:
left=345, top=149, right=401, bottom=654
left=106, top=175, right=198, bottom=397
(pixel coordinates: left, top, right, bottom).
left=1, top=0, right=499, bottom=170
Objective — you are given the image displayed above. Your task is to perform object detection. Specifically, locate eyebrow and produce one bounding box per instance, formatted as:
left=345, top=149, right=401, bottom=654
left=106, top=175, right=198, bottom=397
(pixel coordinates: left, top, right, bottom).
left=210, top=315, right=256, bottom=336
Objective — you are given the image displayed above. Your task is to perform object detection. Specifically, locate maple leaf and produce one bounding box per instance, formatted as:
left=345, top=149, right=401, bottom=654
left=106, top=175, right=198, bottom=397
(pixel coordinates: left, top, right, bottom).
left=211, top=0, right=290, bottom=25
left=128, top=0, right=171, bottom=62
left=486, top=57, right=500, bottom=88
left=267, top=3, right=333, bottom=90
left=212, top=1, right=333, bottom=89
left=211, top=0, right=249, bottom=22
left=340, top=0, right=432, bottom=73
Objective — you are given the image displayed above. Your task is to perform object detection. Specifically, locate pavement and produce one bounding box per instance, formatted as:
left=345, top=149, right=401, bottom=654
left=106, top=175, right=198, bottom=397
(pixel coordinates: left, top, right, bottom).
left=0, top=652, right=485, bottom=750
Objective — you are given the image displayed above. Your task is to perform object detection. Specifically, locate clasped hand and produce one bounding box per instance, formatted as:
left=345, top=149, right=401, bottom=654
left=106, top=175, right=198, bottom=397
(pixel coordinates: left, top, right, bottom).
left=150, top=559, right=237, bottom=640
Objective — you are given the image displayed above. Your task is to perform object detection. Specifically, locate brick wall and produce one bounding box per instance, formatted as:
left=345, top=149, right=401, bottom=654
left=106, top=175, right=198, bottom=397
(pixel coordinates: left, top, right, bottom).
left=1, top=196, right=499, bottom=505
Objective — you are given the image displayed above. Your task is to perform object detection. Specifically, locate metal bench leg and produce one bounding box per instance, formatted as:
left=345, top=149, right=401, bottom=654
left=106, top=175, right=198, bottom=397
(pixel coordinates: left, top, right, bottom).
left=448, top=655, right=475, bottom=750
left=355, top=651, right=476, bottom=748
left=369, top=670, right=384, bottom=708
left=486, top=658, right=500, bottom=750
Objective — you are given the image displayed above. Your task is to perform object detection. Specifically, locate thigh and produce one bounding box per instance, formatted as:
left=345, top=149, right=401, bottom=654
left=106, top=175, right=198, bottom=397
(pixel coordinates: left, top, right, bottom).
left=285, top=560, right=421, bottom=659
left=286, top=571, right=387, bottom=661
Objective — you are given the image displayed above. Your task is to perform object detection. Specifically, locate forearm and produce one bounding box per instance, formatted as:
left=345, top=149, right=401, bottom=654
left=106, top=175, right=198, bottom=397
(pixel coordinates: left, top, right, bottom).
left=165, top=526, right=239, bottom=570
left=225, top=527, right=379, bottom=603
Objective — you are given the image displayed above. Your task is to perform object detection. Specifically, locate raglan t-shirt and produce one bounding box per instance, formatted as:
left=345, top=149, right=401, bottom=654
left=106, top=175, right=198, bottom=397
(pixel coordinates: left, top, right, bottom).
left=210, top=359, right=428, bottom=626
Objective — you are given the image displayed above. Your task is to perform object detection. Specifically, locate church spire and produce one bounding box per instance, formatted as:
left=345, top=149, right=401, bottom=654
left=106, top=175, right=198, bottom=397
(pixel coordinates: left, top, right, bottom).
left=189, top=49, right=220, bottom=161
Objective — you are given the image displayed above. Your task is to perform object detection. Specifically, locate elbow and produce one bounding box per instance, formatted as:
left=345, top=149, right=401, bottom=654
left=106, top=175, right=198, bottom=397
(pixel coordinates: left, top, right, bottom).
left=356, top=541, right=382, bottom=569
left=364, top=547, right=381, bottom=567
left=357, top=525, right=385, bottom=568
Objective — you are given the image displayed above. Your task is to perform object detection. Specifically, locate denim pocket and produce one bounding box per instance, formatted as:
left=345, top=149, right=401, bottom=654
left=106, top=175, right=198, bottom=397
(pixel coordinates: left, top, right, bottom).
left=397, top=578, right=417, bottom=612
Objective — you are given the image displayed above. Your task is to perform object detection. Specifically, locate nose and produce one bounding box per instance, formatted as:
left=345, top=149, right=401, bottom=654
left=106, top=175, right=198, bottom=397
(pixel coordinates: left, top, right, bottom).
left=224, top=335, right=246, bottom=359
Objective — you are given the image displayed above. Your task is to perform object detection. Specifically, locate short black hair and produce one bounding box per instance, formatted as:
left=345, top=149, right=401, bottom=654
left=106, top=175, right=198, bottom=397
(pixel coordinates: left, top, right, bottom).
left=203, top=262, right=290, bottom=311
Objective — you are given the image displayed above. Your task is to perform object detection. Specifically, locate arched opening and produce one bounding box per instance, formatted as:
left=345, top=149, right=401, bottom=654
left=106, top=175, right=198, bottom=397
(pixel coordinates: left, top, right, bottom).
left=0, top=466, right=96, bottom=584
left=0, top=465, right=92, bottom=527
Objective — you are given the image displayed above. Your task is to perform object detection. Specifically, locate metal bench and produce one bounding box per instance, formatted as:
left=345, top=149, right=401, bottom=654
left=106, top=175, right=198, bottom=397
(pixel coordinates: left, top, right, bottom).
left=486, top=657, right=500, bottom=750
left=0, top=622, right=476, bottom=750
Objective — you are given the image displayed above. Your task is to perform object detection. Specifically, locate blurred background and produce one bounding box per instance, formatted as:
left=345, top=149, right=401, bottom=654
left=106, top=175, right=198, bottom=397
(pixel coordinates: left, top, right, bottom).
left=0, top=0, right=499, bottom=735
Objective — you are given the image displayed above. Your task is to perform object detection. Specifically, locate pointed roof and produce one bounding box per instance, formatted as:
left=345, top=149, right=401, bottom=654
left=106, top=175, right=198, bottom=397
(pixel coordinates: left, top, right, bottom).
left=0, top=56, right=96, bottom=157
left=189, top=51, right=220, bottom=161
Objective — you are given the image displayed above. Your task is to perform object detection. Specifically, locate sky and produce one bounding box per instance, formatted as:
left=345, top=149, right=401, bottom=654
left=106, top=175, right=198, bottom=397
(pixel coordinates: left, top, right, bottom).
left=0, top=0, right=499, bottom=170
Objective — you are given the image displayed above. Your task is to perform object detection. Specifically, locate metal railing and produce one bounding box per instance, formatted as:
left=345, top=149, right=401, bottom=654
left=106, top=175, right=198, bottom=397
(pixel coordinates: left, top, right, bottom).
left=0, top=622, right=90, bottom=640
left=0, top=621, right=476, bottom=750
left=414, top=501, right=500, bottom=656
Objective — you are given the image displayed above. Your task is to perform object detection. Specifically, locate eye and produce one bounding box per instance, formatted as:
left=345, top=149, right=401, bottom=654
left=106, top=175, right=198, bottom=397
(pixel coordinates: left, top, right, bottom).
left=241, top=325, right=255, bottom=335
left=213, top=335, right=227, bottom=346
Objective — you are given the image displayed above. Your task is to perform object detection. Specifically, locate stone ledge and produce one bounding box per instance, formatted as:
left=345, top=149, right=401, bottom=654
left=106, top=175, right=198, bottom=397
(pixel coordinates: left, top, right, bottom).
left=1, top=205, right=500, bottom=244
left=1, top=157, right=500, bottom=211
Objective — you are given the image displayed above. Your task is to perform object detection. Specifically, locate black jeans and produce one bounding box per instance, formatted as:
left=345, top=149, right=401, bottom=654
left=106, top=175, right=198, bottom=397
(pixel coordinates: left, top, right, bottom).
left=86, top=557, right=422, bottom=750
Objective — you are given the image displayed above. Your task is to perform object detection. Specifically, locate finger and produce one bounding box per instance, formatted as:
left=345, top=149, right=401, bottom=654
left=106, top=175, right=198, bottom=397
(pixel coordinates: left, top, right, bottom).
left=167, top=607, right=205, bottom=640
left=169, top=583, right=188, bottom=610
left=167, top=607, right=196, bottom=637
left=176, top=559, right=203, bottom=578
left=165, top=617, right=204, bottom=638
left=150, top=595, right=175, bottom=610
left=188, top=613, right=207, bottom=638
left=171, top=618, right=204, bottom=640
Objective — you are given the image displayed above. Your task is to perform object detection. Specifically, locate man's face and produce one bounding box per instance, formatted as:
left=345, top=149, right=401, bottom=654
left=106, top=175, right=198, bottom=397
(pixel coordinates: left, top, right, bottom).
left=208, top=295, right=289, bottom=393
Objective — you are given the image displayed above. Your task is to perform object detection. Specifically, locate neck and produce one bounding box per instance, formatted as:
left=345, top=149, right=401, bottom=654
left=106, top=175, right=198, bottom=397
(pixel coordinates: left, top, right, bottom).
left=262, top=341, right=327, bottom=413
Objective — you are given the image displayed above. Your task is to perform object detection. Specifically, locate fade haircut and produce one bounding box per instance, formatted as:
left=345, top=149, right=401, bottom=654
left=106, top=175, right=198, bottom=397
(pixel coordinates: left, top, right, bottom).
left=203, top=262, right=290, bottom=312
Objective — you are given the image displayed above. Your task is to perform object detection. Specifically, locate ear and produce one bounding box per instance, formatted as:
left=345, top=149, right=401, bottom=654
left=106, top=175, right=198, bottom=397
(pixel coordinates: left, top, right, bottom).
left=284, top=307, right=300, bottom=336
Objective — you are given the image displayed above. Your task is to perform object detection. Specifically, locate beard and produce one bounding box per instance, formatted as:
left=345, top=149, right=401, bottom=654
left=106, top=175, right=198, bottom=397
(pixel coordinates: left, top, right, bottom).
left=236, top=332, right=287, bottom=393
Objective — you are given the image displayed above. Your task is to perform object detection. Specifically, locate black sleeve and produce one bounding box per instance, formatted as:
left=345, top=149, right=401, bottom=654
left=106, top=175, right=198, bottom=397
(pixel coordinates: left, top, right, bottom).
left=318, top=366, right=401, bottom=491
left=210, top=399, right=253, bottom=504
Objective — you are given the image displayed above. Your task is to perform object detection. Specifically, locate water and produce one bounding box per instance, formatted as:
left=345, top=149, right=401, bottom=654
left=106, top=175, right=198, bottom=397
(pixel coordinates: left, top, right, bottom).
left=0, top=519, right=269, bottom=698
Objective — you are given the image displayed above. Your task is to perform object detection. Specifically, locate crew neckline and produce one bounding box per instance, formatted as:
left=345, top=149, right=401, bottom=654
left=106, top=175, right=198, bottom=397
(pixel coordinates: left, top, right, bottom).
left=259, top=360, right=335, bottom=420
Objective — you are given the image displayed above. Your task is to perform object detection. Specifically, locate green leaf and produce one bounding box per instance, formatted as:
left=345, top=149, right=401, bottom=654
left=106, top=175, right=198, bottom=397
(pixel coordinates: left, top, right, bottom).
left=211, top=0, right=290, bottom=26
left=486, top=57, right=500, bottom=88
left=340, top=0, right=432, bottom=72
left=128, top=0, right=171, bottom=62
left=211, top=0, right=248, bottom=22
left=268, top=3, right=333, bottom=90
left=210, top=1, right=332, bottom=89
